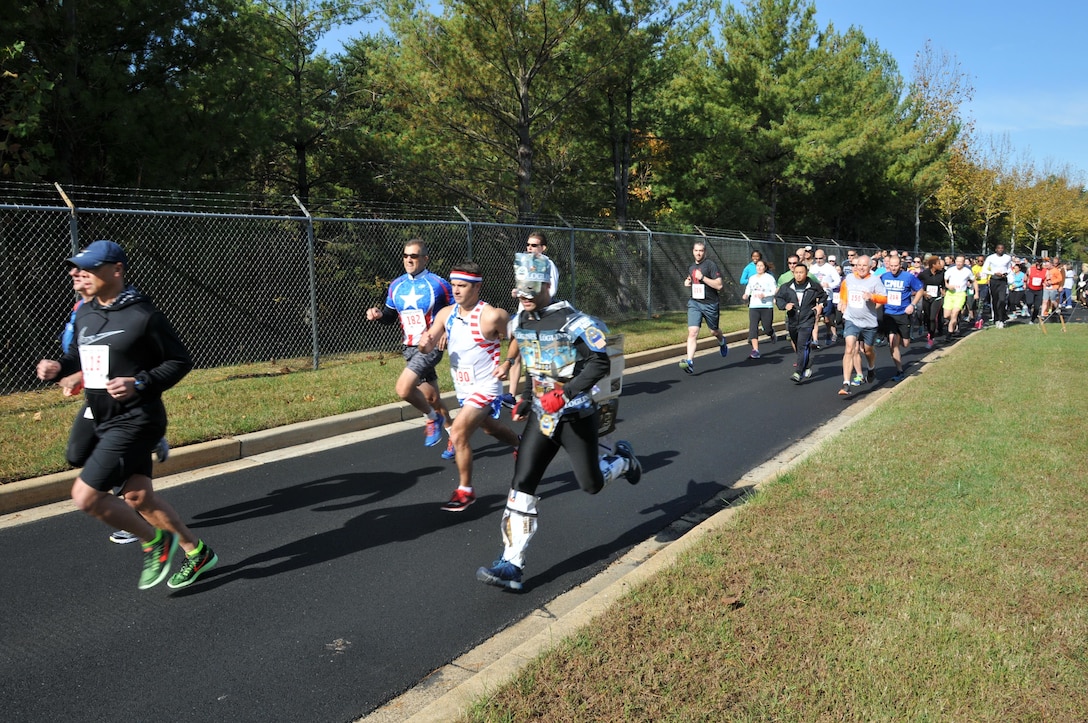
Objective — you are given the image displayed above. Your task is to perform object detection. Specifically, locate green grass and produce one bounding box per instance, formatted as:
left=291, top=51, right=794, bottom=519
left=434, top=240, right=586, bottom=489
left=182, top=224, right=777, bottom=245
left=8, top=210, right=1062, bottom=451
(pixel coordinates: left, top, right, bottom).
left=1, top=309, right=753, bottom=483
left=463, top=325, right=1088, bottom=722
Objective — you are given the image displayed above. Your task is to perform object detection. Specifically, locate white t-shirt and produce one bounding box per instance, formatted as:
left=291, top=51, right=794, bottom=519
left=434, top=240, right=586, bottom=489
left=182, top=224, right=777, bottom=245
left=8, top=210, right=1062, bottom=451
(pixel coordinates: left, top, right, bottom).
left=744, top=273, right=777, bottom=309
left=945, top=266, right=974, bottom=292
left=982, top=253, right=1013, bottom=277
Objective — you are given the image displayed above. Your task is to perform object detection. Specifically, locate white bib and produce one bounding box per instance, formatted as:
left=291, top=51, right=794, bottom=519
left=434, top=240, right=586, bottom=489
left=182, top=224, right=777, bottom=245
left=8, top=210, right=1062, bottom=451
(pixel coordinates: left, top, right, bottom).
left=401, top=309, right=426, bottom=338
left=79, top=345, right=110, bottom=389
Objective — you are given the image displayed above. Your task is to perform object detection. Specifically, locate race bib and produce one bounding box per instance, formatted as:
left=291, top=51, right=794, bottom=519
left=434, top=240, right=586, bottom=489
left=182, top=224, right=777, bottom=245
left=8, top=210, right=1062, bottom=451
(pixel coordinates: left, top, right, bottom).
left=402, top=309, right=426, bottom=338
left=691, top=283, right=705, bottom=300
left=926, top=285, right=938, bottom=297
left=848, top=290, right=865, bottom=309
left=79, top=345, right=110, bottom=389
left=452, top=365, right=476, bottom=388
left=887, top=290, right=902, bottom=306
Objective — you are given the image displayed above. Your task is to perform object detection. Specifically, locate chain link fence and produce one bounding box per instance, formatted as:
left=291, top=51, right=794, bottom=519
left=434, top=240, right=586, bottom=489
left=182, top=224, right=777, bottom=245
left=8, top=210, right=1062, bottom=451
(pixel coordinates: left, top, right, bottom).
left=1, top=182, right=880, bottom=396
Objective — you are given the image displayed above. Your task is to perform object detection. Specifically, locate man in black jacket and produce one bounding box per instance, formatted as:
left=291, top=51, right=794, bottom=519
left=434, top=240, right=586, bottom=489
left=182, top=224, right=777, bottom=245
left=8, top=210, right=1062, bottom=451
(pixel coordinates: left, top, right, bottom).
left=476, top=254, right=641, bottom=591
left=36, top=240, right=217, bottom=591
left=774, top=263, right=828, bottom=384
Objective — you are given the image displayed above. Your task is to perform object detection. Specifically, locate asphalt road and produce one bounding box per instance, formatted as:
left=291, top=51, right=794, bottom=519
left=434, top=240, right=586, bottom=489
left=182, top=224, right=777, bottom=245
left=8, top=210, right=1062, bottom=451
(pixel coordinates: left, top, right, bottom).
left=1, top=333, right=946, bottom=722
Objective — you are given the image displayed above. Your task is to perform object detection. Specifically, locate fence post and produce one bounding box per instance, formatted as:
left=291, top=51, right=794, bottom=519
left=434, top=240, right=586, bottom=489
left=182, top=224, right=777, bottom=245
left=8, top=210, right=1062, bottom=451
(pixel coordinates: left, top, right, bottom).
left=637, top=220, right=653, bottom=318
left=454, top=206, right=472, bottom=260
left=556, top=214, right=576, bottom=306
left=292, top=195, right=320, bottom=371
left=54, top=183, right=80, bottom=254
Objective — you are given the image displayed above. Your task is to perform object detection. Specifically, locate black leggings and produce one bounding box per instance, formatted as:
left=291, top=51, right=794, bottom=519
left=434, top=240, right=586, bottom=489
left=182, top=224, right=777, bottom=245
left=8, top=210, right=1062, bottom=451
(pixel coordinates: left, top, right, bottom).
left=513, top=409, right=603, bottom=496
left=922, top=296, right=944, bottom=336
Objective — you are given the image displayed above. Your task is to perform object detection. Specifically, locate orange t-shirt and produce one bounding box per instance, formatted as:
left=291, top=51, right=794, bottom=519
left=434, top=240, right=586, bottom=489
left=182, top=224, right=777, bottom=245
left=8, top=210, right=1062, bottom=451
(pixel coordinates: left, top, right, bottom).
left=1046, top=267, right=1064, bottom=289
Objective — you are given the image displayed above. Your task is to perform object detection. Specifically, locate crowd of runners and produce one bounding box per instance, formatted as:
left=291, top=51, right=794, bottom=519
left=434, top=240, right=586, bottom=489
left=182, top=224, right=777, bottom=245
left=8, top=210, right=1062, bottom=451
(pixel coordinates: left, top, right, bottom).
left=33, top=233, right=1084, bottom=595
left=685, top=243, right=1085, bottom=397
left=35, top=234, right=640, bottom=594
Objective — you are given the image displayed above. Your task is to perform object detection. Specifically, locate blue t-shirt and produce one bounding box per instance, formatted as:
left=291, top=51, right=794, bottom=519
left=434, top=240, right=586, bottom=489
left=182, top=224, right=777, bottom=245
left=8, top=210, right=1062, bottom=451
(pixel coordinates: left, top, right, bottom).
left=384, top=270, right=453, bottom=346
left=880, top=270, right=923, bottom=315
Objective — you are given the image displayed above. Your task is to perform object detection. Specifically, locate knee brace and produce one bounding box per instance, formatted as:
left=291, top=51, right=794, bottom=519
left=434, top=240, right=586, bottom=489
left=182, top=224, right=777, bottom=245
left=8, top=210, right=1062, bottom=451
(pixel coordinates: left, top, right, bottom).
left=501, top=489, right=539, bottom=569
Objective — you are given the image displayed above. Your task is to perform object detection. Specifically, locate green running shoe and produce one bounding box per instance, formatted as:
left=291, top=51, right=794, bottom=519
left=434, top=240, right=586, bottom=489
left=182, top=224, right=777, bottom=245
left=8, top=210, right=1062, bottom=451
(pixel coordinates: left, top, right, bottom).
left=139, top=530, right=178, bottom=590
left=167, top=542, right=219, bottom=589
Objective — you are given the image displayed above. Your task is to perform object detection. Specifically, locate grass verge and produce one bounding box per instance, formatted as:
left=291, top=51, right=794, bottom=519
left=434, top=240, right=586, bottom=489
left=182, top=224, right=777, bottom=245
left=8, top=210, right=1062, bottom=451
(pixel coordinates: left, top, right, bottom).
left=1, top=310, right=752, bottom=483
left=463, top=325, right=1088, bottom=721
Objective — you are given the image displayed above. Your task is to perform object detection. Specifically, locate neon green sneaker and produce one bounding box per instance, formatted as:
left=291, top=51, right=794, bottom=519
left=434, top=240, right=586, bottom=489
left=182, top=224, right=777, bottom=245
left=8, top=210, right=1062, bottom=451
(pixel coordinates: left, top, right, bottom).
left=138, top=530, right=178, bottom=590
left=167, top=542, right=219, bottom=589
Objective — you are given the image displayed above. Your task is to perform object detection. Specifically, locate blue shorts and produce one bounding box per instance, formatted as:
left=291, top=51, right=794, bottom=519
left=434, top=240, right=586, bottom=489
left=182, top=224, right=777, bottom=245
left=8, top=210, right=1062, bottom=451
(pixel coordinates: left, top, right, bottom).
left=687, top=299, right=720, bottom=331
left=843, top=320, right=878, bottom=347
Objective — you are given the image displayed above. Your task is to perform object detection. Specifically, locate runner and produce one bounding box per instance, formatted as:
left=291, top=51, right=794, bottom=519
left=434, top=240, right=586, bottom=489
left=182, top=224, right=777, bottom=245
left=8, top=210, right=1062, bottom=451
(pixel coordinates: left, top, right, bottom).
left=35, top=240, right=217, bottom=590
left=837, top=255, right=887, bottom=396
left=981, top=243, right=1014, bottom=328
left=365, top=239, right=455, bottom=456
left=943, top=255, right=977, bottom=340
left=678, top=241, right=729, bottom=374
left=476, top=253, right=640, bottom=591
left=57, top=262, right=169, bottom=545
left=773, top=262, right=826, bottom=383
left=879, top=253, right=924, bottom=381
left=917, top=256, right=945, bottom=348
left=808, top=249, right=841, bottom=347
left=417, top=262, right=520, bottom=511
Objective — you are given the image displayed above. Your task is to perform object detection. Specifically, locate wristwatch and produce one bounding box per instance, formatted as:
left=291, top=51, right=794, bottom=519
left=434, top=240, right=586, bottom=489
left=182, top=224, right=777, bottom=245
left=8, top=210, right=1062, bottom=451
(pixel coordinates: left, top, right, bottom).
left=134, top=376, right=148, bottom=392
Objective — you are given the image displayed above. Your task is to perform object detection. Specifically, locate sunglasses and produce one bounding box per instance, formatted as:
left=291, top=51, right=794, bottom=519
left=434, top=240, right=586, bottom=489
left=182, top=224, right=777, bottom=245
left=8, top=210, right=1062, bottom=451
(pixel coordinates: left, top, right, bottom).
left=814, top=256, right=825, bottom=259
left=403, top=253, right=421, bottom=259
left=527, top=243, right=541, bottom=248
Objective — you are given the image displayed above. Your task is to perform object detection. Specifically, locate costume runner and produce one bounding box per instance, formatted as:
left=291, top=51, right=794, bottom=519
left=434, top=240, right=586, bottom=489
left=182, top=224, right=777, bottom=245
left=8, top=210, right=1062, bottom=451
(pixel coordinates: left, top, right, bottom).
left=476, top=254, right=641, bottom=591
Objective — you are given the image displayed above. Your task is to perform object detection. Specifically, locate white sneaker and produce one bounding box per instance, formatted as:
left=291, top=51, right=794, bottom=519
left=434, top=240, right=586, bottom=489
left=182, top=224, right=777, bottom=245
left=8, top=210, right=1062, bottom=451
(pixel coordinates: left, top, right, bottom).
left=109, top=530, right=139, bottom=544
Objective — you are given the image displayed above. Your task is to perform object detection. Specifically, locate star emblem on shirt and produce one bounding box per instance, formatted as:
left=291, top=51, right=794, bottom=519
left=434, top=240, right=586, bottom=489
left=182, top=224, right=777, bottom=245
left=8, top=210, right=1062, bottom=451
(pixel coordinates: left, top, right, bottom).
left=399, top=283, right=424, bottom=310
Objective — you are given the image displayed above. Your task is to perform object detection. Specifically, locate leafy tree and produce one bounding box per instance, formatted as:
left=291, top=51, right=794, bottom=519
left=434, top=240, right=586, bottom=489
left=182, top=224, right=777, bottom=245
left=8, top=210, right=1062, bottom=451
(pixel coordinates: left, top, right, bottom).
left=234, top=1, right=371, bottom=202
left=889, top=40, right=971, bottom=254
left=0, top=41, right=55, bottom=179
left=379, top=0, right=631, bottom=222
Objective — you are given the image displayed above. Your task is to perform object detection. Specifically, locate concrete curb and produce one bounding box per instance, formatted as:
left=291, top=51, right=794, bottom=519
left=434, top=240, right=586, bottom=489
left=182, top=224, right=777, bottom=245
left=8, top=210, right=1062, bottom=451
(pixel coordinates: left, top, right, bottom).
left=1, top=329, right=773, bottom=516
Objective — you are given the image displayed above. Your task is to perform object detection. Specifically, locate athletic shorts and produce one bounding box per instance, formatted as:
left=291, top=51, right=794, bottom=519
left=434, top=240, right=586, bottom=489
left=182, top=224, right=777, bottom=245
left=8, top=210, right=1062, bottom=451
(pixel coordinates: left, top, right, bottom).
left=944, top=291, right=966, bottom=312
left=79, top=406, right=166, bottom=492
left=403, top=345, right=442, bottom=384
left=842, top=320, right=878, bottom=347
left=686, top=299, right=720, bottom=331
left=878, top=312, right=910, bottom=339
left=1043, top=289, right=1060, bottom=303
left=457, top=392, right=503, bottom=418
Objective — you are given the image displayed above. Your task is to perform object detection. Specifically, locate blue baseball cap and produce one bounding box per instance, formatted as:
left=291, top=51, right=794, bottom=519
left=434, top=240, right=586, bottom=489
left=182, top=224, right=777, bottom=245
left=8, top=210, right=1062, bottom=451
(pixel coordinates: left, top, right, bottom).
left=67, top=240, right=128, bottom=270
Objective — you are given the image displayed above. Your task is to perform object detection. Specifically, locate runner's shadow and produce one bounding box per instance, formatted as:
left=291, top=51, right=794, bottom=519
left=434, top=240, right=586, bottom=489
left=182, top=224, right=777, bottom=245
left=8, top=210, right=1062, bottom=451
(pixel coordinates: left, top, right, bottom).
left=517, top=478, right=729, bottom=591
left=621, top=380, right=678, bottom=397
left=171, top=490, right=506, bottom=596
left=188, top=467, right=443, bottom=528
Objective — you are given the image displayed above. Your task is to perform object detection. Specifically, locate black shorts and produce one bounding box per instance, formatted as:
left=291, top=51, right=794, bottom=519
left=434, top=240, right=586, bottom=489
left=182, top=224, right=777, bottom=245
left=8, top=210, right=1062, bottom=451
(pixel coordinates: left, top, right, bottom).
left=79, top=405, right=166, bottom=492
left=878, top=312, right=911, bottom=339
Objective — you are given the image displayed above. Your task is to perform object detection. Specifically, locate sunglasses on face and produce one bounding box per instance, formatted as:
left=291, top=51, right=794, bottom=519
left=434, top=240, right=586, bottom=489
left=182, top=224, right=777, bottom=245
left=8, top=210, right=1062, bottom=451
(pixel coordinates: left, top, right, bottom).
left=403, top=253, right=421, bottom=259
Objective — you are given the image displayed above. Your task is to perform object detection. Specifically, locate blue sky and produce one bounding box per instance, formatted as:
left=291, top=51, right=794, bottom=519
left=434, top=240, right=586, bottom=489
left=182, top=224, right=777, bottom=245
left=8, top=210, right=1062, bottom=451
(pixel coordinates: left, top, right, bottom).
left=815, top=0, right=1088, bottom=180
left=320, top=1, right=1088, bottom=179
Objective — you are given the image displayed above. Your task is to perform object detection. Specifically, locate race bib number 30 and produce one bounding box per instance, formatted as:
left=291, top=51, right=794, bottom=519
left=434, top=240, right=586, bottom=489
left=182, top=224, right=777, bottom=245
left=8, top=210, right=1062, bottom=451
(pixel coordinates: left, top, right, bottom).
left=79, top=345, right=110, bottom=389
